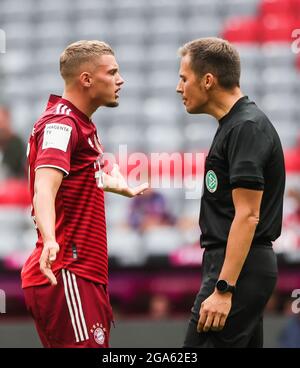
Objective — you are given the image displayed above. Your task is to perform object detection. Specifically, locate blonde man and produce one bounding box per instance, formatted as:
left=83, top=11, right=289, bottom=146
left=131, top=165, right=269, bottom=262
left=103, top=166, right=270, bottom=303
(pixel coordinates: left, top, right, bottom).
left=21, top=40, right=148, bottom=348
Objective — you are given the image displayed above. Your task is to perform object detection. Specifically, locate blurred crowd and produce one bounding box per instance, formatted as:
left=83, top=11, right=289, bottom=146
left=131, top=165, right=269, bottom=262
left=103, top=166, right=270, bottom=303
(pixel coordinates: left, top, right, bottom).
left=0, top=102, right=299, bottom=273
left=0, top=106, right=26, bottom=180
left=0, top=80, right=300, bottom=347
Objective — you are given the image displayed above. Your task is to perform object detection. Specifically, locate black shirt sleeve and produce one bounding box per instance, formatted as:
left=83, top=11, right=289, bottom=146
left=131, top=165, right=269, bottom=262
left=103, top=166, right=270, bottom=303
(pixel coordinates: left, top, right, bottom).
left=225, top=120, right=273, bottom=190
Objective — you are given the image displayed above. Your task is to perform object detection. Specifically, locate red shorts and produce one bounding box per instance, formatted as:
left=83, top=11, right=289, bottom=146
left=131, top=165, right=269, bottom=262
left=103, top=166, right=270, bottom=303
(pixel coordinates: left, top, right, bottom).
left=23, top=269, right=113, bottom=348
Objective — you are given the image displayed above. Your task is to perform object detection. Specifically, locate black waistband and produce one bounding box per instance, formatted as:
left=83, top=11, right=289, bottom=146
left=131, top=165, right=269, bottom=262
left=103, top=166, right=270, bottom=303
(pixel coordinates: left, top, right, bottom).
left=204, top=242, right=273, bottom=251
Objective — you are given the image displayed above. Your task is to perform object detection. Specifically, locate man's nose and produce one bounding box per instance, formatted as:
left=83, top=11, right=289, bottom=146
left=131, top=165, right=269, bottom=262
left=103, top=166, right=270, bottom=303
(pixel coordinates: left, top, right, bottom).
left=118, top=75, right=125, bottom=86
left=176, top=82, right=182, bottom=93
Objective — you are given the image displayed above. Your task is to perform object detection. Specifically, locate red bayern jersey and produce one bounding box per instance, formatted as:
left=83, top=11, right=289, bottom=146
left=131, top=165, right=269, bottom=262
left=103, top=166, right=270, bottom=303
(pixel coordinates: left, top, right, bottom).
left=21, top=95, right=108, bottom=288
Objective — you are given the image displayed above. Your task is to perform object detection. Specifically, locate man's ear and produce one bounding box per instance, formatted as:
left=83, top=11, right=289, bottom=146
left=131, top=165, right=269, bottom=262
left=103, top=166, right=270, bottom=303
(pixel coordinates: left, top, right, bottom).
left=79, top=72, right=92, bottom=87
left=203, top=73, right=215, bottom=90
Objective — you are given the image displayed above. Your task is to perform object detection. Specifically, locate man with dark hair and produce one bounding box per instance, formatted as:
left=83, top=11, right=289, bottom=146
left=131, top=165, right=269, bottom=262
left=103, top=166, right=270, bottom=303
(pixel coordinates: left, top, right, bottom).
left=21, top=40, right=148, bottom=348
left=177, top=37, right=285, bottom=348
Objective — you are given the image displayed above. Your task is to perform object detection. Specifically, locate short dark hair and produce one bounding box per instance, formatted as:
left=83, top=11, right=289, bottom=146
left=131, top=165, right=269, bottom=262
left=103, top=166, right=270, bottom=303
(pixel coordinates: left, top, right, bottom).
left=179, top=37, right=241, bottom=89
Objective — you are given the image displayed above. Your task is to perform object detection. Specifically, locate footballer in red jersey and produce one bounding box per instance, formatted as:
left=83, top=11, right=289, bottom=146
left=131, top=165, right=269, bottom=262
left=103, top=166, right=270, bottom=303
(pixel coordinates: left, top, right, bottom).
left=21, top=41, right=148, bottom=348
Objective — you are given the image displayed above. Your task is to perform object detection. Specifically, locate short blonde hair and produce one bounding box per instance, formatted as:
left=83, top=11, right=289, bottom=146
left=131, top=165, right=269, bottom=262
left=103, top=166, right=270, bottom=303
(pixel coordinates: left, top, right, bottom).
left=60, top=40, right=114, bottom=81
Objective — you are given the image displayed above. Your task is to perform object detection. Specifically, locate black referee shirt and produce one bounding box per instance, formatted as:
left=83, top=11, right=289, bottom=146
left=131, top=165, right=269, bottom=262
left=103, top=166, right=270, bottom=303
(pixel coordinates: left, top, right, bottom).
left=200, top=96, right=285, bottom=248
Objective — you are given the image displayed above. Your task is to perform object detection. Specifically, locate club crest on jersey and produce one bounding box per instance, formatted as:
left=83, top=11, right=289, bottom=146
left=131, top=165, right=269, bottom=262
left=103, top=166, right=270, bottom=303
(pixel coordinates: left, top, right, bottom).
left=206, top=170, right=218, bottom=193
left=90, top=323, right=106, bottom=345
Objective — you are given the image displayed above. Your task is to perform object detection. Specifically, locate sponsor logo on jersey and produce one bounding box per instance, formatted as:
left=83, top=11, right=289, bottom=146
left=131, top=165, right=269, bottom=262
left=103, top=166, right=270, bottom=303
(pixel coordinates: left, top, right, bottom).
left=42, top=123, right=72, bottom=152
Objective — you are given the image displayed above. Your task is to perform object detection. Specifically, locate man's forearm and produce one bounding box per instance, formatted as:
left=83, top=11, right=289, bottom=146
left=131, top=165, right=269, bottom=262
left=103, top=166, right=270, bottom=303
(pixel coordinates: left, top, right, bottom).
left=33, top=189, right=56, bottom=243
left=101, top=165, right=148, bottom=197
left=218, top=214, right=258, bottom=285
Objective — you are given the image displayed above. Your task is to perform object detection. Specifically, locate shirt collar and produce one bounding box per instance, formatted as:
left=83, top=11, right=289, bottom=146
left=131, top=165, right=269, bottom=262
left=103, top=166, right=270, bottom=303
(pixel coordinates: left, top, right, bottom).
left=47, top=94, right=91, bottom=124
left=218, top=96, right=249, bottom=125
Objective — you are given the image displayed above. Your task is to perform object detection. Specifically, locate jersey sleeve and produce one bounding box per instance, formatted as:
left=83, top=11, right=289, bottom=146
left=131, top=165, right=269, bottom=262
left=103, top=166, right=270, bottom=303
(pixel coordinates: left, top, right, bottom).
left=34, top=117, right=78, bottom=176
left=225, top=121, right=273, bottom=190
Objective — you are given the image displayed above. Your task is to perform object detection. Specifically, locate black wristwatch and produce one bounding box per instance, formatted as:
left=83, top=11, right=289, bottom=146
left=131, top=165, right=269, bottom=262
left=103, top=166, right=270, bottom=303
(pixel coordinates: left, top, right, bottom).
left=216, top=279, right=236, bottom=294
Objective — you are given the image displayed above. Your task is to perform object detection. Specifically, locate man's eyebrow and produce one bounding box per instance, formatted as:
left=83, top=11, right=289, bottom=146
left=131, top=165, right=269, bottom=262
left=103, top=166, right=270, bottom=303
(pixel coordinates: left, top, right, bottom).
left=107, top=66, right=119, bottom=73
left=97, top=64, right=119, bottom=71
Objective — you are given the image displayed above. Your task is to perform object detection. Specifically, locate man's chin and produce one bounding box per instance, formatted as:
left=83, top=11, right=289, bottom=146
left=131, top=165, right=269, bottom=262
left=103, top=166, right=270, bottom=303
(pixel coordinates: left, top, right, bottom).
left=105, top=101, right=119, bottom=108
left=186, top=107, right=198, bottom=114
left=186, top=105, right=203, bottom=114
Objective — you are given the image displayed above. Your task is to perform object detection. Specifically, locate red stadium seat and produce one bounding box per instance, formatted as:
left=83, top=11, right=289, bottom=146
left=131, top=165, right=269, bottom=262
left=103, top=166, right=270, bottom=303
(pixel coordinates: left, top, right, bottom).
left=260, top=14, right=296, bottom=42
left=291, top=0, right=300, bottom=13
left=296, top=54, right=300, bottom=71
left=259, top=0, right=294, bottom=17
left=222, top=17, right=259, bottom=43
left=284, top=133, right=300, bottom=172
left=0, top=180, right=30, bottom=207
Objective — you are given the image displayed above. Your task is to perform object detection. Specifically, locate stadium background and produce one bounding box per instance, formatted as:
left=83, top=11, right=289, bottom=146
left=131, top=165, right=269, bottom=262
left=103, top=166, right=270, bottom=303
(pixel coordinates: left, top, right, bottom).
left=0, top=0, right=300, bottom=347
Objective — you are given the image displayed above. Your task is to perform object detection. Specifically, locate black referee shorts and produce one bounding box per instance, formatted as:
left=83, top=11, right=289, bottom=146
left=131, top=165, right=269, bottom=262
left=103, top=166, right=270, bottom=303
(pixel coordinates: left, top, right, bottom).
left=183, top=245, right=277, bottom=348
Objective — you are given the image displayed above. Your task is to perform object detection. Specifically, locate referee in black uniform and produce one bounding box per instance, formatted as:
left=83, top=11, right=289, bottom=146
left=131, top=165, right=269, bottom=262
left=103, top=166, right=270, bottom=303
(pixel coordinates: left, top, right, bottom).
left=176, top=38, right=285, bottom=348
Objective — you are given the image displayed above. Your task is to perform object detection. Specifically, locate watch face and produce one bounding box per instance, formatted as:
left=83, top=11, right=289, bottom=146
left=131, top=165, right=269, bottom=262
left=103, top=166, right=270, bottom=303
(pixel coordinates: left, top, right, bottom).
left=217, top=280, right=228, bottom=292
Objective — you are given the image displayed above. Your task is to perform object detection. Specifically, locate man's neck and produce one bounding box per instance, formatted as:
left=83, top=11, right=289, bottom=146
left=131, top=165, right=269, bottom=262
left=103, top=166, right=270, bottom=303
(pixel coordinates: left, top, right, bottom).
left=205, top=88, right=244, bottom=121
left=62, top=90, right=96, bottom=119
